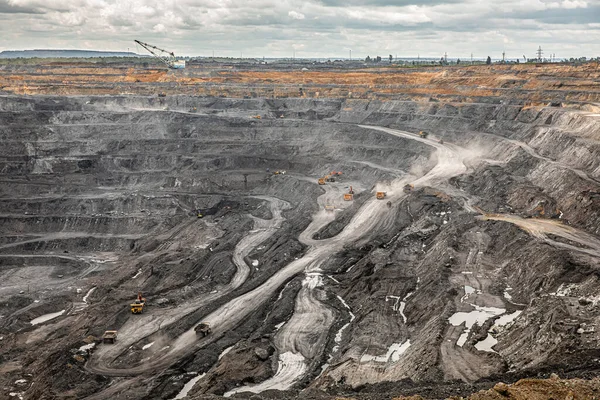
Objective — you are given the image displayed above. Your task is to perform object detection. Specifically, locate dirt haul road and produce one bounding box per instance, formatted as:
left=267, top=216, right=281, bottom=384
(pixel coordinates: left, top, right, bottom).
left=225, top=272, right=334, bottom=397
left=479, top=214, right=600, bottom=257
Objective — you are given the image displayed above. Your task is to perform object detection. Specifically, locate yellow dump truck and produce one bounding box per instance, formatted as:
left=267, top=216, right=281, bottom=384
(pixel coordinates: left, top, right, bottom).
left=130, top=292, right=146, bottom=314
left=376, top=192, right=387, bottom=200
left=103, top=330, right=117, bottom=344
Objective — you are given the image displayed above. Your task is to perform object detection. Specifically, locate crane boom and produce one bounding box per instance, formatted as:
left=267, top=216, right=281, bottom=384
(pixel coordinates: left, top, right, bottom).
left=134, top=40, right=185, bottom=69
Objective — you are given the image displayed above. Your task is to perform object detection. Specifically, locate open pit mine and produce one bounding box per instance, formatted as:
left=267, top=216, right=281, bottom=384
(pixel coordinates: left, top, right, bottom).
left=1, top=61, right=600, bottom=400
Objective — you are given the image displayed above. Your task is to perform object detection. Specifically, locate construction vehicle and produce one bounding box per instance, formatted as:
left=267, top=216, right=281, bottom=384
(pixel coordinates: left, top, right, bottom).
left=403, top=184, right=414, bottom=193
left=274, top=170, right=286, bottom=175
left=419, top=131, right=429, bottom=139
left=344, top=186, right=354, bottom=201
left=134, top=40, right=185, bottom=69
left=330, top=171, right=343, bottom=176
left=130, top=292, right=146, bottom=314
left=318, top=174, right=335, bottom=184
left=376, top=192, right=387, bottom=200
left=196, top=210, right=204, bottom=219
left=102, top=330, right=117, bottom=344
left=189, top=107, right=197, bottom=113
left=532, top=204, right=546, bottom=218
left=158, top=93, right=166, bottom=98
left=195, top=322, right=212, bottom=337
left=252, top=115, right=262, bottom=119
left=325, top=204, right=335, bottom=212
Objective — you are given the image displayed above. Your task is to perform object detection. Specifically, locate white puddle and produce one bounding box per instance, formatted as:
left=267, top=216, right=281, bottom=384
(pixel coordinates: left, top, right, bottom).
left=79, top=343, right=95, bottom=352
left=385, top=295, right=401, bottom=311
left=218, top=345, right=234, bottom=360
left=474, top=333, right=498, bottom=353
left=132, top=269, right=143, bottom=279
left=304, top=273, right=323, bottom=289
left=30, top=310, right=65, bottom=325
left=274, top=321, right=286, bottom=331
left=387, top=291, right=413, bottom=324
left=461, top=285, right=475, bottom=302
left=142, top=342, right=154, bottom=350
left=173, top=373, right=206, bottom=399
left=448, top=305, right=505, bottom=347
left=360, top=340, right=411, bottom=363
left=82, top=287, right=96, bottom=303
left=398, top=301, right=408, bottom=324
left=328, top=295, right=356, bottom=361
left=224, top=352, right=306, bottom=397
left=494, top=310, right=522, bottom=327
left=336, top=294, right=354, bottom=314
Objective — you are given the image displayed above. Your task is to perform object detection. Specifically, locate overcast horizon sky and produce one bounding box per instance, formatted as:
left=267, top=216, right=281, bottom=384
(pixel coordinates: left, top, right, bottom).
left=0, top=0, right=599, bottom=60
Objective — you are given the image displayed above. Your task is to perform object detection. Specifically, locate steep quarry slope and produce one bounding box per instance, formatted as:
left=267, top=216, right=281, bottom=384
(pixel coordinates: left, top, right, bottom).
left=0, top=65, right=599, bottom=400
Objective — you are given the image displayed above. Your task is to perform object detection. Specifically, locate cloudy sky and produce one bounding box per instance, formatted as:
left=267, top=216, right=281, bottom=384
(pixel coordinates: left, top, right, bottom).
left=0, top=0, right=598, bottom=59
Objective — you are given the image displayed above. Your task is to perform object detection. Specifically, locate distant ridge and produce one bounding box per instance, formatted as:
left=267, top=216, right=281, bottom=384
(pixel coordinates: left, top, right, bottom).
left=0, top=49, right=141, bottom=58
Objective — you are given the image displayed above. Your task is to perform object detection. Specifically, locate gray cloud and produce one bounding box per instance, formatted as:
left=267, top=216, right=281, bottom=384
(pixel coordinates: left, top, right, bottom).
left=319, top=0, right=463, bottom=6
left=502, top=5, right=600, bottom=24
left=0, top=0, right=41, bottom=13
left=0, top=0, right=598, bottom=59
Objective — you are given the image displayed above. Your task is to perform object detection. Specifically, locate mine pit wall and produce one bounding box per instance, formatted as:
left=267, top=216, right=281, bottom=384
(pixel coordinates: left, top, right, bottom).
left=1, top=94, right=599, bottom=397
left=81, top=94, right=600, bottom=236
left=67, top=94, right=599, bottom=237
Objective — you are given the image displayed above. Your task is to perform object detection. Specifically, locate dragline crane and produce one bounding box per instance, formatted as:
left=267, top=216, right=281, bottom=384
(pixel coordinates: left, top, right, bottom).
left=134, top=40, right=186, bottom=69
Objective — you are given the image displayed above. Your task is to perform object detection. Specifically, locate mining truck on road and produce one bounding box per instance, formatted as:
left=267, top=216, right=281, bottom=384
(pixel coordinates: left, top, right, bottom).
left=195, top=322, right=212, bottom=337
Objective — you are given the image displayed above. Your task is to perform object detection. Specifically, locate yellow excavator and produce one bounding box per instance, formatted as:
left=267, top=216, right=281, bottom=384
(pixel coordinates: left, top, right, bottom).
left=344, top=186, right=354, bottom=201
left=130, top=292, right=146, bottom=314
